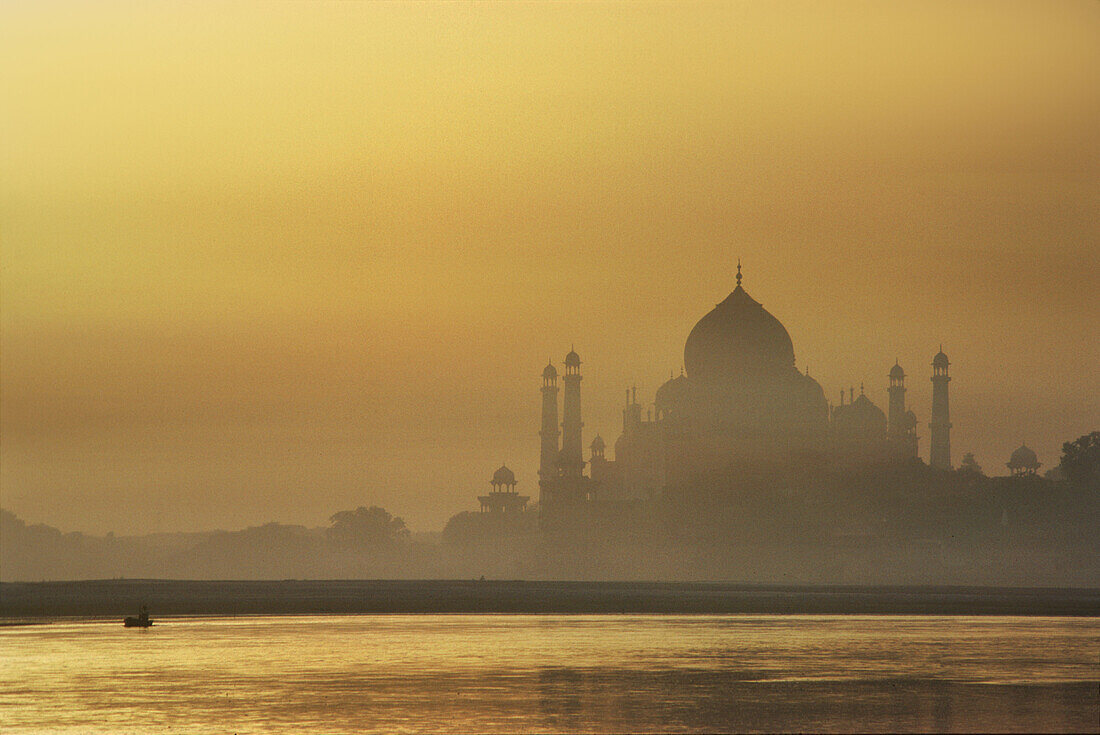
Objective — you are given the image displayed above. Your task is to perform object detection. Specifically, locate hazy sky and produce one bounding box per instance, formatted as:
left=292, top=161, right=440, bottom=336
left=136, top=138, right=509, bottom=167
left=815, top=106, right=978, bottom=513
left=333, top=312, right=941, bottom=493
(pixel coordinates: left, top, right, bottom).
left=2, top=2, right=1098, bottom=535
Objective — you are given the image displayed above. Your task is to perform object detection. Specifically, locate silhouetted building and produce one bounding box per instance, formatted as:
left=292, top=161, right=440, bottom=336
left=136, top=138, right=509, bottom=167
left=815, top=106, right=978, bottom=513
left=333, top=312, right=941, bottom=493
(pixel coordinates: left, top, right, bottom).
left=1006, top=444, right=1041, bottom=477
left=478, top=465, right=529, bottom=514
left=930, top=347, right=952, bottom=469
left=534, top=264, right=955, bottom=530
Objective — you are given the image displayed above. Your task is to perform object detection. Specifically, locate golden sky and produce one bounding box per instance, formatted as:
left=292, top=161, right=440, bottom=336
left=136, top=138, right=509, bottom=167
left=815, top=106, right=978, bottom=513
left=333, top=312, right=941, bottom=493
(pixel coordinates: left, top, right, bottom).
left=2, top=1, right=1098, bottom=534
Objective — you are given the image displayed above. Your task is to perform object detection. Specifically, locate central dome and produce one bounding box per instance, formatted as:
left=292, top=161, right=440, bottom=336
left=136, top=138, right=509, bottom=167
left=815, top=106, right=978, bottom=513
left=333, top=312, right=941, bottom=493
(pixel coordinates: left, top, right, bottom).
left=683, top=283, right=795, bottom=384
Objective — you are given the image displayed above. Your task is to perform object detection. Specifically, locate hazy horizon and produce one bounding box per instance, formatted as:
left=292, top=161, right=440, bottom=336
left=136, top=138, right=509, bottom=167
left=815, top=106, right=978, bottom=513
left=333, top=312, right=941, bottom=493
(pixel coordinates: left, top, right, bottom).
left=3, top=2, right=1099, bottom=536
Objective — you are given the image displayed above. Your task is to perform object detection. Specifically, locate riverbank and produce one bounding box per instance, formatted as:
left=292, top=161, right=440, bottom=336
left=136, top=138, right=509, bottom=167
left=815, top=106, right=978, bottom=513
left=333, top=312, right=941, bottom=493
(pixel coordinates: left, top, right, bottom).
left=3, top=579, right=1099, bottom=618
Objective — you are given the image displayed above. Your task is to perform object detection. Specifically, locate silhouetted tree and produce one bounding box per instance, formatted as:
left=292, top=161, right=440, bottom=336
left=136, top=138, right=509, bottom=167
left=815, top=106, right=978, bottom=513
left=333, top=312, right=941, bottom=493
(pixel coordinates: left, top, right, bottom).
left=442, top=511, right=483, bottom=546
left=183, top=523, right=322, bottom=578
left=442, top=508, right=540, bottom=545
left=327, top=506, right=410, bottom=548
left=1059, top=431, right=1100, bottom=486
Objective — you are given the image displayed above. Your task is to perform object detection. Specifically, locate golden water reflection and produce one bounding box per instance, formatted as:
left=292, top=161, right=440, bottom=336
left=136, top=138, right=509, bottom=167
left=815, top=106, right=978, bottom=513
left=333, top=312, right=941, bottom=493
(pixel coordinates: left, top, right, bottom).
left=1, top=615, right=1096, bottom=733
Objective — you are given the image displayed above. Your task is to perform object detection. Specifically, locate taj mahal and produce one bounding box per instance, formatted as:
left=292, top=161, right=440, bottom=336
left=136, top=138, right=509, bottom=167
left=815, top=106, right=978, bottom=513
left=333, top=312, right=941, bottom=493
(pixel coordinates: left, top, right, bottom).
left=482, top=264, right=954, bottom=532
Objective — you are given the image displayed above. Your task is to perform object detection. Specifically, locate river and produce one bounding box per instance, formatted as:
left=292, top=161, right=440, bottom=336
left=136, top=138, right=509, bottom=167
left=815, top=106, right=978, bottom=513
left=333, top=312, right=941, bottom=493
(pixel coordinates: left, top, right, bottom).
left=1, top=614, right=1096, bottom=733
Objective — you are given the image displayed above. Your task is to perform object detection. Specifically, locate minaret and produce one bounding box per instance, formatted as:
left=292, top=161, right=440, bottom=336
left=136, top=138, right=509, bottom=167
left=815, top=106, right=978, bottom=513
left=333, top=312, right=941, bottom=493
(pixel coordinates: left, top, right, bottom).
left=538, top=360, right=559, bottom=486
left=560, top=347, right=584, bottom=478
left=887, top=360, right=906, bottom=437
left=929, top=347, right=952, bottom=469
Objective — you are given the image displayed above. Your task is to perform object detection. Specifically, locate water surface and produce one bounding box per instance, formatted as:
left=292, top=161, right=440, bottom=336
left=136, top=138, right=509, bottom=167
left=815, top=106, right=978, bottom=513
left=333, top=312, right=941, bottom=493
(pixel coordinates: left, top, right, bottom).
left=1, top=615, right=1096, bottom=733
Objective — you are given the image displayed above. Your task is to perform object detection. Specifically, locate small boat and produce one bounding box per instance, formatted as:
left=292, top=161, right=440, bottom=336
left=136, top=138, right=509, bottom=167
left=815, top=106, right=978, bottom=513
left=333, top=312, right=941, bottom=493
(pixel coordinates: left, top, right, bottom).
left=124, top=605, right=153, bottom=628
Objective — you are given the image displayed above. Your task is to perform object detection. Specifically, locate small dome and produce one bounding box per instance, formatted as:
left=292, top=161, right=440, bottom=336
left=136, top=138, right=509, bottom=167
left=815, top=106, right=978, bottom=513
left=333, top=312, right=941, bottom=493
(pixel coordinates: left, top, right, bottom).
left=542, top=362, right=557, bottom=379
left=564, top=349, right=581, bottom=367
left=1007, top=444, right=1039, bottom=469
left=590, top=434, right=605, bottom=450
left=850, top=393, right=887, bottom=424
left=933, top=349, right=949, bottom=367
left=832, top=390, right=887, bottom=445
left=889, top=362, right=905, bottom=379
left=491, top=464, right=516, bottom=485
left=655, top=373, right=692, bottom=411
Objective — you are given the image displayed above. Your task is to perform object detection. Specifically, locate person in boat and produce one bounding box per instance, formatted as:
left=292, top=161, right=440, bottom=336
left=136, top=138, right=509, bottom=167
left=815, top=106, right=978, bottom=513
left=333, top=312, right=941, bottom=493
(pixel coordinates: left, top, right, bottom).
left=124, top=605, right=152, bottom=627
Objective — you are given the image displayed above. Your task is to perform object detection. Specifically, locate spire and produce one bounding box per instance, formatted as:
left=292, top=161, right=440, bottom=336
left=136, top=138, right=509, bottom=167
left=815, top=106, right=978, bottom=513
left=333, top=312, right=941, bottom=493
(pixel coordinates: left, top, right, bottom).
left=736, top=259, right=742, bottom=287
left=860, top=382, right=864, bottom=396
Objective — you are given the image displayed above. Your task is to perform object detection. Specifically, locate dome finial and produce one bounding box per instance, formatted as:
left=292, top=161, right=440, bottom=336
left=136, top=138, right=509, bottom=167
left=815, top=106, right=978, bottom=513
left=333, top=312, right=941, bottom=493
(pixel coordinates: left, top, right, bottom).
left=736, top=259, right=742, bottom=287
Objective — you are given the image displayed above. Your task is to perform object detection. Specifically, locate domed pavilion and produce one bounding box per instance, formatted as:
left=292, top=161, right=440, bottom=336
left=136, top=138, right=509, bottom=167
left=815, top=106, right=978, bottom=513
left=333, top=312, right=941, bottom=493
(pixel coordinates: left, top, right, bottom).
left=1007, top=444, right=1041, bottom=477
left=479, top=464, right=529, bottom=514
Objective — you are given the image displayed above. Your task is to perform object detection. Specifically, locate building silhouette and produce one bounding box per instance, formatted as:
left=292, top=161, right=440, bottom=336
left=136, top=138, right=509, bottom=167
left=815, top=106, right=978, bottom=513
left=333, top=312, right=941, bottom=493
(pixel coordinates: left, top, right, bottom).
left=535, top=265, right=955, bottom=529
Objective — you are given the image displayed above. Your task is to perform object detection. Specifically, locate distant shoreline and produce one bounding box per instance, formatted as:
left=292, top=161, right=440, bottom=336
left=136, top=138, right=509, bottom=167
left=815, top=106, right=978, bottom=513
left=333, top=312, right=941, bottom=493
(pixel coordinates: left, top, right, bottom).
left=2, top=580, right=1098, bottom=619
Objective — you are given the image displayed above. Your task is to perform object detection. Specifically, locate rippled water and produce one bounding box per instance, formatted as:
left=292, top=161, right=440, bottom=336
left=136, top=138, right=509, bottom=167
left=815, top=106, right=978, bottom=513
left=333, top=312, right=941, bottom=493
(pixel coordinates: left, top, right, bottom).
left=1, top=615, right=1097, bottom=733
